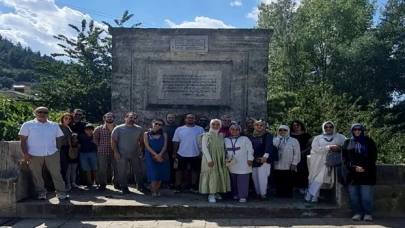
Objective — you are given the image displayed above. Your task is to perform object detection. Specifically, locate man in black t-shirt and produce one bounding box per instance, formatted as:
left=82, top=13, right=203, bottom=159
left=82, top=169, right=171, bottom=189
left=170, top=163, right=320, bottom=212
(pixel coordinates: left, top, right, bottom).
left=71, top=109, right=87, bottom=136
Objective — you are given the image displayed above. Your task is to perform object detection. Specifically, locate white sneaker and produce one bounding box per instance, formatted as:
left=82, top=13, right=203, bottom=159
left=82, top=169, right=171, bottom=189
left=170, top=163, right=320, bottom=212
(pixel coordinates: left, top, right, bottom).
left=299, top=188, right=306, bottom=195
left=239, top=198, right=247, bottom=203
left=208, top=195, right=216, bottom=203
left=352, top=214, right=362, bottom=221
left=36, top=194, right=47, bottom=200
left=364, top=215, right=373, bottom=221
left=233, top=196, right=238, bottom=200
left=304, top=190, right=312, bottom=202
left=57, top=193, right=69, bottom=200
left=214, top=193, right=222, bottom=200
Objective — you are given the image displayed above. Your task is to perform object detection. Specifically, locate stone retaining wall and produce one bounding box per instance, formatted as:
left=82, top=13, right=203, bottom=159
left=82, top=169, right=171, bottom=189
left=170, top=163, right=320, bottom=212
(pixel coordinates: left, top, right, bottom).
left=1, top=141, right=404, bottom=217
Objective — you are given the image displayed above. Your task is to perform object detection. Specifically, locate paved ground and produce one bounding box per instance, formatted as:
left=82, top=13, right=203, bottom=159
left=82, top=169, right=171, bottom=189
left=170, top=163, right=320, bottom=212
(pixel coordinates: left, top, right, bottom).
left=1, top=218, right=404, bottom=228
left=19, top=185, right=337, bottom=209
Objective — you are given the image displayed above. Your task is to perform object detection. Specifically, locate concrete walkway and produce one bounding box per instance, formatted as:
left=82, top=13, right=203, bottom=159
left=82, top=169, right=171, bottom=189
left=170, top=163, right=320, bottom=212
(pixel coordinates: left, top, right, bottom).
left=1, top=218, right=404, bottom=228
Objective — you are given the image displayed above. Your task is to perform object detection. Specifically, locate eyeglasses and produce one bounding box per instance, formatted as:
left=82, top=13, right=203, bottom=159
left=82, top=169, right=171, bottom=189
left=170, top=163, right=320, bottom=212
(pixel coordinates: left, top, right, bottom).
left=324, top=126, right=334, bottom=129
left=36, top=111, right=49, bottom=115
left=353, top=128, right=362, bottom=131
left=154, top=123, right=162, bottom=126
left=279, top=129, right=288, bottom=131
left=63, top=117, right=71, bottom=120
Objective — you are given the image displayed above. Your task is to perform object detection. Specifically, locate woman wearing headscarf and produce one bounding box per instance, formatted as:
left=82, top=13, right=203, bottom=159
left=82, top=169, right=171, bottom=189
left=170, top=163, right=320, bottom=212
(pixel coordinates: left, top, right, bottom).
left=273, top=125, right=301, bottom=198
left=243, top=117, right=255, bottom=137
left=290, top=120, right=312, bottom=194
left=225, top=124, right=254, bottom=203
left=199, top=119, right=231, bottom=203
left=248, top=120, right=277, bottom=200
left=306, top=121, right=346, bottom=203
left=342, top=123, right=377, bottom=221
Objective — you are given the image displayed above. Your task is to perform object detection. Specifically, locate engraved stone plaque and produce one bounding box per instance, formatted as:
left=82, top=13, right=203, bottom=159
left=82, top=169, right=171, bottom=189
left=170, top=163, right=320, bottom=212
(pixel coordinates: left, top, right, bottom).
left=157, top=70, right=221, bottom=100
left=170, top=35, right=208, bottom=52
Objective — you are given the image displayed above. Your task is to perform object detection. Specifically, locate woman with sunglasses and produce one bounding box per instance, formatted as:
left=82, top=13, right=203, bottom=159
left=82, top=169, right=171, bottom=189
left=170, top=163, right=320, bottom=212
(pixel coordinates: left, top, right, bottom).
left=306, top=121, right=346, bottom=203
left=342, top=123, right=377, bottom=221
left=199, top=119, right=231, bottom=203
left=248, top=120, right=277, bottom=200
left=290, top=120, right=312, bottom=194
left=144, top=119, right=170, bottom=197
left=273, top=125, right=301, bottom=198
left=58, top=113, right=77, bottom=191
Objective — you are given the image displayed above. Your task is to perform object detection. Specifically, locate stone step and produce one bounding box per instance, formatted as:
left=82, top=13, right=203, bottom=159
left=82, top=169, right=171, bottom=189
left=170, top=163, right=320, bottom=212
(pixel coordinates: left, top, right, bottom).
left=16, top=186, right=347, bottom=219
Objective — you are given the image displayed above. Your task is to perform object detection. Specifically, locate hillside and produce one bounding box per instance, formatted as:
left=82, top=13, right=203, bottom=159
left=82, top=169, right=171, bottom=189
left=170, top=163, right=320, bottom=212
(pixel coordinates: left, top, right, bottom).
left=0, top=35, right=58, bottom=89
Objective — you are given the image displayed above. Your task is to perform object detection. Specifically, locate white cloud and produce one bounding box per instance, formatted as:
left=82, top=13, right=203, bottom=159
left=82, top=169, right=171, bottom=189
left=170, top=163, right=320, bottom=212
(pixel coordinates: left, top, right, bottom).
left=0, top=0, right=106, bottom=58
left=165, top=17, right=234, bottom=28
left=246, top=0, right=301, bottom=21
left=230, top=1, right=242, bottom=7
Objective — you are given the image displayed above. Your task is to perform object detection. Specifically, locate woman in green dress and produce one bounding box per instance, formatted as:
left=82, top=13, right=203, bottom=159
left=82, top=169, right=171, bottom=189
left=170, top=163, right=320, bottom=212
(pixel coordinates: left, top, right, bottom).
left=199, top=119, right=231, bottom=203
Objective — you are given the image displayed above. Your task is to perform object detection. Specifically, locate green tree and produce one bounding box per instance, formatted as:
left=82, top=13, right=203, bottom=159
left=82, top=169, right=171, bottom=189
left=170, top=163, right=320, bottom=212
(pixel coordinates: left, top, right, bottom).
left=37, top=11, right=139, bottom=123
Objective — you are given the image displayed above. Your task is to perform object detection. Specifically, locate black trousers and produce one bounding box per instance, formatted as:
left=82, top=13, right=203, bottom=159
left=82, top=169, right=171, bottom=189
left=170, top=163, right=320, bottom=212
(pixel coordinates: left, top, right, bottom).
left=274, top=170, right=295, bottom=198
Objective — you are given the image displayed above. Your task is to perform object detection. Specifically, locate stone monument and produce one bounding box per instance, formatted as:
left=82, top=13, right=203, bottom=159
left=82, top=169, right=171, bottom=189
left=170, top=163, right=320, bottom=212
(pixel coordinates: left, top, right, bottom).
left=110, top=28, right=272, bottom=128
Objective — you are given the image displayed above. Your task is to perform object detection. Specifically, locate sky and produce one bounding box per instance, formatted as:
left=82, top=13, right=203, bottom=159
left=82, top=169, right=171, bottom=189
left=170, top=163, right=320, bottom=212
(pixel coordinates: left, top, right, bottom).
left=0, top=0, right=387, bottom=57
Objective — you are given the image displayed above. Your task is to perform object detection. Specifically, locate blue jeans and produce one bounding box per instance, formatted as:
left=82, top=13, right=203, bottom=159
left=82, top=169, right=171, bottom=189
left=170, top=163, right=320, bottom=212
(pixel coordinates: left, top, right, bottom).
left=348, top=185, right=374, bottom=215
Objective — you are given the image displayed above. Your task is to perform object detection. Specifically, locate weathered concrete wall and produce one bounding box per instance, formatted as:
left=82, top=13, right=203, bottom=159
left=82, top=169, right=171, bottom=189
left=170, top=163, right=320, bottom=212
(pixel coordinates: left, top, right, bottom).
left=0, top=141, right=33, bottom=217
left=110, top=28, right=272, bottom=128
left=336, top=164, right=405, bottom=216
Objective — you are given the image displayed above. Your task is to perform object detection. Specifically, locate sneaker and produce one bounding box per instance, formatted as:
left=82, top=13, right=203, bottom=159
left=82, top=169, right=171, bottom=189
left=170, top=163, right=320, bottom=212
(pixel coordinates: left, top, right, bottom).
left=37, top=194, right=47, bottom=200
left=174, top=186, right=181, bottom=194
left=304, top=190, right=312, bottom=202
left=152, top=193, right=158, bottom=197
left=233, top=196, right=238, bottom=200
left=352, top=214, right=362, bottom=221
left=56, top=193, right=69, bottom=200
left=214, top=193, right=222, bottom=200
left=71, top=183, right=79, bottom=188
left=208, top=195, right=216, bottom=203
left=157, top=191, right=161, bottom=197
left=239, top=198, right=247, bottom=203
left=97, top=185, right=107, bottom=190
left=363, top=215, right=373, bottom=221
left=311, top=196, right=318, bottom=203
left=190, top=188, right=199, bottom=193
left=299, top=188, right=306, bottom=195
left=122, top=187, right=131, bottom=194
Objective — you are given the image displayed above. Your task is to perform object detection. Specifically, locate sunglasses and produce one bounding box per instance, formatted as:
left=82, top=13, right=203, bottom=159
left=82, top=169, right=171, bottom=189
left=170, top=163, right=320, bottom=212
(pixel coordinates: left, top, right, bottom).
left=324, top=126, right=334, bottom=129
left=353, top=128, right=362, bottom=131
left=75, top=114, right=83, bottom=116
left=154, top=123, right=163, bottom=126
left=279, top=129, right=288, bottom=131
left=36, top=111, right=49, bottom=115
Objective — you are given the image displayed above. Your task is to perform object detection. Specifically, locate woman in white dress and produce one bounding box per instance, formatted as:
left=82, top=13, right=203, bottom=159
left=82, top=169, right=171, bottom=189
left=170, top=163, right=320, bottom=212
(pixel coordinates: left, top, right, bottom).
left=306, top=121, right=346, bottom=203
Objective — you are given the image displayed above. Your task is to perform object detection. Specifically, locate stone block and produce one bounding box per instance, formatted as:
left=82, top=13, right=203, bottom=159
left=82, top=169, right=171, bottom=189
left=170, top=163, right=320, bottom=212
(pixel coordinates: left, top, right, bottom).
left=373, top=185, right=405, bottom=215
left=111, top=28, right=272, bottom=127
left=376, top=164, right=405, bottom=185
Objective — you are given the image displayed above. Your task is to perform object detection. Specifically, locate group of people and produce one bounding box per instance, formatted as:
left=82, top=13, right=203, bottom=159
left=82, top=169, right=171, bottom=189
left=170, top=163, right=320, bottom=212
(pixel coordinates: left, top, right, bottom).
left=18, top=107, right=377, bottom=222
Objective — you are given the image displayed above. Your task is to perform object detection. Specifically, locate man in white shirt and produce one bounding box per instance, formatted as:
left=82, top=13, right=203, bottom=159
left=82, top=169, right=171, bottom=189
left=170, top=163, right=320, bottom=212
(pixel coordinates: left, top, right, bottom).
left=172, top=113, right=205, bottom=193
left=19, top=106, right=68, bottom=200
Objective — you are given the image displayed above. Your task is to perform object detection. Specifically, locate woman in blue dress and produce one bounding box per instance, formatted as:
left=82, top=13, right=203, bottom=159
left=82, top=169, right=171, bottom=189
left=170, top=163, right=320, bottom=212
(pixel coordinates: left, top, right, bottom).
left=144, top=119, right=170, bottom=197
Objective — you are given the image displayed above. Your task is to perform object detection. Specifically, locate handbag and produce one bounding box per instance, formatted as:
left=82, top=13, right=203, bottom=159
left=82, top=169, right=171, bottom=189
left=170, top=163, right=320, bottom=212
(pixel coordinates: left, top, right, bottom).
left=226, top=137, right=240, bottom=167
left=68, top=131, right=78, bottom=160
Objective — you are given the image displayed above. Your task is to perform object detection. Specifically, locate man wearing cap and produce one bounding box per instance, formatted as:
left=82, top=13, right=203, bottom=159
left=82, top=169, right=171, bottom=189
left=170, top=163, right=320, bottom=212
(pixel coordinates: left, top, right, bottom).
left=19, top=106, right=68, bottom=200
